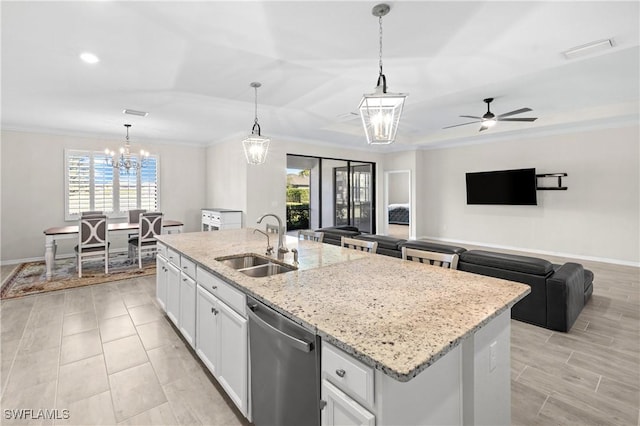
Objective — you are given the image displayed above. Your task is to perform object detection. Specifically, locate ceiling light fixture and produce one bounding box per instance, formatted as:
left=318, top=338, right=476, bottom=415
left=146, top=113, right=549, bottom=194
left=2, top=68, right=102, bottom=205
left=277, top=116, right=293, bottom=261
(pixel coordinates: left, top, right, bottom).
left=123, top=109, right=149, bottom=117
left=242, top=82, right=270, bottom=165
left=562, top=39, right=613, bottom=60
left=105, top=124, right=150, bottom=173
left=80, top=52, right=99, bottom=64
left=358, top=3, right=407, bottom=145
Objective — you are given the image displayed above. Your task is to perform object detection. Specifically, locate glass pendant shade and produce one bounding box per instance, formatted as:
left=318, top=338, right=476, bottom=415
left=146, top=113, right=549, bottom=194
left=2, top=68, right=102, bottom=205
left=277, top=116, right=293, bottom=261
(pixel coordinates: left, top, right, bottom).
left=242, top=82, right=269, bottom=165
left=359, top=85, right=407, bottom=145
left=242, top=133, right=270, bottom=165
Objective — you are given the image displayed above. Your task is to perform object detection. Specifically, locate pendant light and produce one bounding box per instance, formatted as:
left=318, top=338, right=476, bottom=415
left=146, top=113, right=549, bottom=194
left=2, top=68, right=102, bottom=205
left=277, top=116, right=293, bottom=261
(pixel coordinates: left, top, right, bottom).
left=242, top=82, right=270, bottom=165
left=358, top=3, right=407, bottom=145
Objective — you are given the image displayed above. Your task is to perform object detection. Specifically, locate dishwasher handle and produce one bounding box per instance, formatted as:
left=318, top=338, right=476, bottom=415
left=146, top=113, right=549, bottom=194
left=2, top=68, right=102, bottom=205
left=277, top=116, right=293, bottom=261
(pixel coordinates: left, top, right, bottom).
left=247, top=304, right=313, bottom=353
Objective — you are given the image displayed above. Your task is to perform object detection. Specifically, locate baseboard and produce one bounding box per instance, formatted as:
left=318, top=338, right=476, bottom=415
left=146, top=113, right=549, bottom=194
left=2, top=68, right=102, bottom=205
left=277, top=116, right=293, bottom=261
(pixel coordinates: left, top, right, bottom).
left=418, top=236, right=640, bottom=268
left=0, top=248, right=131, bottom=267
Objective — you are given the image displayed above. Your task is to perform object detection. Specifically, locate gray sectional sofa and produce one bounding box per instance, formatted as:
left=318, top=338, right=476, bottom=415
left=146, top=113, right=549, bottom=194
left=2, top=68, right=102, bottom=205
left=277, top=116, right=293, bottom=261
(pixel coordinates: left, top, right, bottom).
left=316, top=226, right=593, bottom=332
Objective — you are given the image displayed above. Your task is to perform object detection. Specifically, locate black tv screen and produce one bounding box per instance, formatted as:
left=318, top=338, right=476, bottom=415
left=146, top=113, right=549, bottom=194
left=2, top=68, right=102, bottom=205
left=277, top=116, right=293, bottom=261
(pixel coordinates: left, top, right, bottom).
left=466, top=168, right=537, bottom=205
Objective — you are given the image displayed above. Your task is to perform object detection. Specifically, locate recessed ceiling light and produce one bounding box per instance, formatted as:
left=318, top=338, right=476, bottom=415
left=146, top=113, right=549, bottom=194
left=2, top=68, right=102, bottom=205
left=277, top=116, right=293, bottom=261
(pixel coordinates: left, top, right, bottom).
left=123, top=109, right=149, bottom=117
left=562, top=39, right=614, bottom=60
left=80, top=52, right=100, bottom=64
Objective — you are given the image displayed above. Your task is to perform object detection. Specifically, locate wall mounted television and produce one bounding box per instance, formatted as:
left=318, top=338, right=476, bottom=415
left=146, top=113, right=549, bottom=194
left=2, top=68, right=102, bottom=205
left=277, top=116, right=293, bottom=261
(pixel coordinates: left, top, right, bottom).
left=466, top=168, right=537, bottom=205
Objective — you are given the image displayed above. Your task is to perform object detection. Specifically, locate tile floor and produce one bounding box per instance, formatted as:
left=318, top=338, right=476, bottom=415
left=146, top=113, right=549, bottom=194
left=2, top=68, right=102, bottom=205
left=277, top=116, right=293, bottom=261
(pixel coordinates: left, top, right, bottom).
left=1, top=250, right=639, bottom=425
left=0, top=274, right=248, bottom=425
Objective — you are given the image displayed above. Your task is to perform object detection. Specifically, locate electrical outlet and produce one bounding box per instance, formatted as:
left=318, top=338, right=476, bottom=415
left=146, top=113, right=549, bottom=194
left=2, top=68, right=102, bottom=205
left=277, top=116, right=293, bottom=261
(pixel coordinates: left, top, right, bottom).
left=490, top=341, right=497, bottom=372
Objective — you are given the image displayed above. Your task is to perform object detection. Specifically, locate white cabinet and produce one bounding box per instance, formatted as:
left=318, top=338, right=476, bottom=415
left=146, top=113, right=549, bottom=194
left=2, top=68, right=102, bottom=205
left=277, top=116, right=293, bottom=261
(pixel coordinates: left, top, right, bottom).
left=201, top=209, right=242, bottom=231
left=179, top=272, right=196, bottom=347
left=155, top=254, right=168, bottom=311
left=165, top=261, right=181, bottom=326
left=195, top=275, right=248, bottom=417
left=196, top=286, right=218, bottom=375
left=322, top=380, right=375, bottom=426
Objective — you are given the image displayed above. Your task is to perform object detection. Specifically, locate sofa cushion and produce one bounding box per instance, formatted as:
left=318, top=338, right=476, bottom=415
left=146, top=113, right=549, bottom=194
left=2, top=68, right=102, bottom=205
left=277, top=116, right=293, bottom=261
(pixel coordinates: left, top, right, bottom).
left=316, top=226, right=360, bottom=233
left=460, top=250, right=554, bottom=276
left=355, top=234, right=405, bottom=250
left=400, top=240, right=467, bottom=255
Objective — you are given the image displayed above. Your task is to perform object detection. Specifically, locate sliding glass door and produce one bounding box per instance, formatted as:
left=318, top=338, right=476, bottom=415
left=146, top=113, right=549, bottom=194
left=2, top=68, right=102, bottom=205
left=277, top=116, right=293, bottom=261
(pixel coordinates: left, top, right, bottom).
left=287, top=154, right=375, bottom=234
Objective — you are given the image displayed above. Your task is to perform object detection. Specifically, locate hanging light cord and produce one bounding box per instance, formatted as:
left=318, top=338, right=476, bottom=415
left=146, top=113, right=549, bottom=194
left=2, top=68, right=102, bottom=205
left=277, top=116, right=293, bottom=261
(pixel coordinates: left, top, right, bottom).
left=252, top=85, right=262, bottom=136
left=376, top=14, right=387, bottom=93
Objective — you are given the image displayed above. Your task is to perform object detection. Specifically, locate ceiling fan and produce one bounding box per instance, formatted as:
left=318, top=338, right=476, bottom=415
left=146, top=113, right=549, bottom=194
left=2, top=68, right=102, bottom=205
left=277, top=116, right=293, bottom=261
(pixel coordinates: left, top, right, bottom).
left=443, top=98, right=538, bottom=132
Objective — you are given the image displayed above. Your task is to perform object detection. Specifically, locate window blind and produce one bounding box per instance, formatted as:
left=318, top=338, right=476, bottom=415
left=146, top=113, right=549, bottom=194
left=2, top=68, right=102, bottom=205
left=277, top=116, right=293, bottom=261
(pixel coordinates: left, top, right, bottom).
left=65, top=149, right=159, bottom=220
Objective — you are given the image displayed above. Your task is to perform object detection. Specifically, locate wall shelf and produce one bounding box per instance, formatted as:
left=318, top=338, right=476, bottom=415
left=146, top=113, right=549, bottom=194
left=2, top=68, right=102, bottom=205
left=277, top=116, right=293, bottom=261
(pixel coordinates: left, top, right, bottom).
left=536, top=173, right=568, bottom=190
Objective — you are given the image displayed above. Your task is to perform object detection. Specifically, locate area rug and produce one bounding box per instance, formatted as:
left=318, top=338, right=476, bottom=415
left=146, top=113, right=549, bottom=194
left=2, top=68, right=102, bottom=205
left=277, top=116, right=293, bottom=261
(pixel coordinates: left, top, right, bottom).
left=1, top=254, right=156, bottom=300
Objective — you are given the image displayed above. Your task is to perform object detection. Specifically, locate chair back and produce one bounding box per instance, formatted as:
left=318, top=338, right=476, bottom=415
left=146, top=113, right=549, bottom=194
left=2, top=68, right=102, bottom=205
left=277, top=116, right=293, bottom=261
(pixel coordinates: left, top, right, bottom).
left=128, top=209, right=147, bottom=224
left=78, top=215, right=108, bottom=252
left=402, top=247, right=459, bottom=269
left=298, top=230, right=324, bottom=242
left=341, top=236, right=377, bottom=254
left=139, top=212, right=163, bottom=243
left=266, top=223, right=280, bottom=234
left=81, top=210, right=103, bottom=217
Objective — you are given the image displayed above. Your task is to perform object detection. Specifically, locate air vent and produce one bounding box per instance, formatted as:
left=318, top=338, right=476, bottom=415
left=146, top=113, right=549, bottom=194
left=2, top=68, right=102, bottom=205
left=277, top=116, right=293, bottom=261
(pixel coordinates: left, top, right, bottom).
left=562, top=39, right=613, bottom=60
left=123, top=109, right=149, bottom=117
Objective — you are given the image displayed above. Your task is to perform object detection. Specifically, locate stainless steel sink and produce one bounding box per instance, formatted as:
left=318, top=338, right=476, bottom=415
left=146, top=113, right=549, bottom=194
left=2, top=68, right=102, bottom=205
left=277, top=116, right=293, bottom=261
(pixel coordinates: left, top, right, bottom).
left=217, top=254, right=271, bottom=270
left=216, top=254, right=297, bottom=277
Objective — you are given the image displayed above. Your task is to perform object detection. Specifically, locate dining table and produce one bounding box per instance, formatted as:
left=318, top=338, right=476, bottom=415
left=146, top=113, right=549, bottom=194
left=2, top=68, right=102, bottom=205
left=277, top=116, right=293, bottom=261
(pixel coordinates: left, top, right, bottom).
left=43, top=219, right=184, bottom=280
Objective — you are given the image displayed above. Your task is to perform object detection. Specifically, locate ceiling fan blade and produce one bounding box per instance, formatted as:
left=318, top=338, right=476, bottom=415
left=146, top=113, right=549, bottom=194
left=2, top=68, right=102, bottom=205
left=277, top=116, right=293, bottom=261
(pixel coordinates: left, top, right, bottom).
left=497, top=108, right=532, bottom=118
left=479, top=125, right=489, bottom=132
left=442, top=121, right=481, bottom=129
left=460, top=115, right=482, bottom=119
left=498, top=117, right=538, bottom=122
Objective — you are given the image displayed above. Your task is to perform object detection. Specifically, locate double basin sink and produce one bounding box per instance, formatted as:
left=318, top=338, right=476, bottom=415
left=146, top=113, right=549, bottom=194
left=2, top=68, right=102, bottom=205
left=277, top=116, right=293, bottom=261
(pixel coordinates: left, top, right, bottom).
left=216, top=254, right=297, bottom=278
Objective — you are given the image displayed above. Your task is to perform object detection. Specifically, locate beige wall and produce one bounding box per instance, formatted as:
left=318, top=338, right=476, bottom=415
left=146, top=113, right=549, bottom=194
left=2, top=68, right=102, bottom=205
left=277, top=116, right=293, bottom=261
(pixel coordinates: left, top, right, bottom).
left=1, top=130, right=206, bottom=262
left=417, top=125, right=640, bottom=264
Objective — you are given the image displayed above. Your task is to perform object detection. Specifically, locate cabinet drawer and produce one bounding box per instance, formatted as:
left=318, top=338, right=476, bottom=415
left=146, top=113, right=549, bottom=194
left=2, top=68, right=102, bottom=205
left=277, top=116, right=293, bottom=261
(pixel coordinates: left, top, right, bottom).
left=196, top=268, right=246, bottom=317
left=180, top=256, right=196, bottom=279
left=167, top=248, right=180, bottom=265
left=323, top=342, right=374, bottom=407
left=157, top=243, right=168, bottom=258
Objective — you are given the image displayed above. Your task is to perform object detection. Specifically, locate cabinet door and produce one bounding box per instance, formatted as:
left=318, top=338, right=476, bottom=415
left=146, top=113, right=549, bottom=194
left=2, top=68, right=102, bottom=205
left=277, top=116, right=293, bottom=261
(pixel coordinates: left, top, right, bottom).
left=196, top=286, right=219, bottom=376
left=165, top=262, right=181, bottom=326
left=179, top=272, right=197, bottom=348
left=155, top=255, right=168, bottom=311
left=217, top=300, right=248, bottom=416
left=322, top=380, right=375, bottom=426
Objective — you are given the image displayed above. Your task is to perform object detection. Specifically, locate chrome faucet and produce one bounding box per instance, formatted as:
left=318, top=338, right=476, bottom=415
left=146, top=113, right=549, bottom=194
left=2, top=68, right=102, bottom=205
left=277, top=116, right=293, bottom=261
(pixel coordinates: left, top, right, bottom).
left=257, top=213, right=288, bottom=259
left=253, top=229, right=273, bottom=256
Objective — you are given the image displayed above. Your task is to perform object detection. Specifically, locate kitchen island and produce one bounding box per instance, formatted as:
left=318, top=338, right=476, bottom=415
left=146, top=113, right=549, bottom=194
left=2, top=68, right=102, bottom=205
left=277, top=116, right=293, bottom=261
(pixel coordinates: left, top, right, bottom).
left=156, top=229, right=530, bottom=425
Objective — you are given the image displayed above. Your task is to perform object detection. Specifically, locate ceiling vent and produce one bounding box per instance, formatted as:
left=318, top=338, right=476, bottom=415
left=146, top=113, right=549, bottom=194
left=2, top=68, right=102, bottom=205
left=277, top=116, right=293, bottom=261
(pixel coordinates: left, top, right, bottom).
left=123, top=109, right=149, bottom=117
left=562, top=39, right=614, bottom=60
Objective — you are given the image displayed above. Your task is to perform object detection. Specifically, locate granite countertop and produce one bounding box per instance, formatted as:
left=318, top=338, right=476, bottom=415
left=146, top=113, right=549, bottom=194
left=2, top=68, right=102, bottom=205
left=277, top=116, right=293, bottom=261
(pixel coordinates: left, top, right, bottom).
left=157, top=229, right=530, bottom=382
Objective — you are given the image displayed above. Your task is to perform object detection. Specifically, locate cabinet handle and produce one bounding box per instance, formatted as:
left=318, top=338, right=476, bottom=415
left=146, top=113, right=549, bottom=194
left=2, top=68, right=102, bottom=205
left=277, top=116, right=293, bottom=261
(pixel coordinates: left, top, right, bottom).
left=335, top=369, right=346, bottom=378
left=211, top=285, right=217, bottom=290
left=211, top=307, right=218, bottom=315
left=183, top=266, right=188, bottom=269
left=182, top=278, right=187, bottom=282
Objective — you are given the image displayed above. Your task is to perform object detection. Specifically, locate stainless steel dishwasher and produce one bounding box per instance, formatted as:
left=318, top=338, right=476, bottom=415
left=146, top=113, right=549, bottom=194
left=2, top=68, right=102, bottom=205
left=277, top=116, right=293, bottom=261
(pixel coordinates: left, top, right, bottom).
left=247, top=296, right=321, bottom=426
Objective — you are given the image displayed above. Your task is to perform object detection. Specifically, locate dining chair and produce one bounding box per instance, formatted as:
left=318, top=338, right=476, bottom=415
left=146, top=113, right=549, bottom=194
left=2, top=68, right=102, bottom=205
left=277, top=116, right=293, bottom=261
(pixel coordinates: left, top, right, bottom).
left=127, top=209, right=147, bottom=243
left=298, top=230, right=324, bottom=242
left=74, top=214, right=108, bottom=277
left=128, top=209, right=147, bottom=224
left=128, top=212, right=163, bottom=268
left=81, top=210, right=103, bottom=217
left=341, top=236, right=377, bottom=254
left=401, top=247, right=459, bottom=269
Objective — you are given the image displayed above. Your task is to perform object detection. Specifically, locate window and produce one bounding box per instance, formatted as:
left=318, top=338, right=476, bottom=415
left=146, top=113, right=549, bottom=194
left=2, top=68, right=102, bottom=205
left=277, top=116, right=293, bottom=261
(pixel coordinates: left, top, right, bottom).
left=65, top=149, right=159, bottom=220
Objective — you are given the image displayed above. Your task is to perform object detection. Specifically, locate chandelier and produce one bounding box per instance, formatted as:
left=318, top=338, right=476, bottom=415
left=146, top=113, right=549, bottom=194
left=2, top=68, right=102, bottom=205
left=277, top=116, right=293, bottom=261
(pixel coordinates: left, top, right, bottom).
left=242, top=82, right=270, bottom=165
left=105, top=124, right=149, bottom=173
left=358, top=3, right=407, bottom=145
